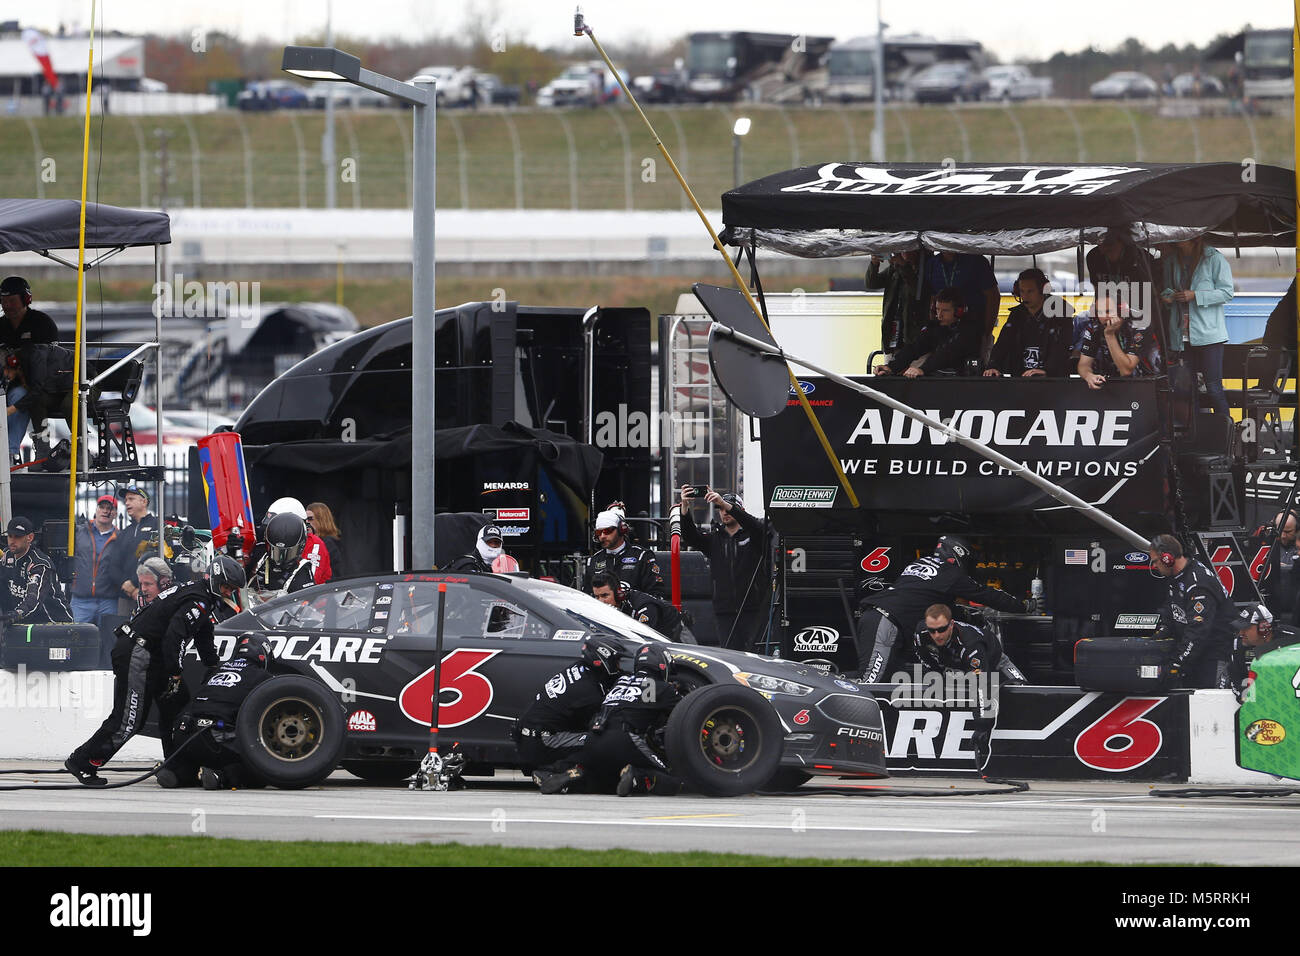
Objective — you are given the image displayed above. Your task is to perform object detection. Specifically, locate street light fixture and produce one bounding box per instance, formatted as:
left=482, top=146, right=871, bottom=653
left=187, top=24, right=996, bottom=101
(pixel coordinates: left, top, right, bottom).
left=732, top=116, right=750, bottom=188
left=282, top=45, right=438, bottom=571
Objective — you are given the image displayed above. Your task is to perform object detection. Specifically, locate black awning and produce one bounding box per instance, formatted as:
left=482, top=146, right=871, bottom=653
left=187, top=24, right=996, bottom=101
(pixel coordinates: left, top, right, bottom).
left=720, top=162, right=1295, bottom=256
left=0, top=199, right=171, bottom=253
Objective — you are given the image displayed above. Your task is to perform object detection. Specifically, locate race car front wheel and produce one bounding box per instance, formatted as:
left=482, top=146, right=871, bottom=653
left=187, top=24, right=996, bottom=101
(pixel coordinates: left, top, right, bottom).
left=664, top=684, right=784, bottom=797
left=236, top=676, right=347, bottom=789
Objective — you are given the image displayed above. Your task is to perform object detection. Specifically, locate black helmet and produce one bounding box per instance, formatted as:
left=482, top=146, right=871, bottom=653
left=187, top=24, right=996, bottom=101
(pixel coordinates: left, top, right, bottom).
left=935, top=534, right=974, bottom=570
left=580, top=637, right=624, bottom=675
left=233, top=634, right=272, bottom=668
left=208, top=554, right=246, bottom=595
left=265, top=512, right=306, bottom=566
left=634, top=643, right=672, bottom=679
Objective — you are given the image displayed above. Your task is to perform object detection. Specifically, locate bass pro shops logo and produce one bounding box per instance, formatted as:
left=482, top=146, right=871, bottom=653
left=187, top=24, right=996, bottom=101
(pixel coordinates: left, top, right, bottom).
left=793, top=626, right=840, bottom=654
left=782, top=164, right=1140, bottom=198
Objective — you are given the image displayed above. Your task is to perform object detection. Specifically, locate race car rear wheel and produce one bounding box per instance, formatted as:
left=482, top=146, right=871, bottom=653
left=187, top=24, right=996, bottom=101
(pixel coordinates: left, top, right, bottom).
left=664, top=684, right=783, bottom=797
left=236, top=676, right=346, bottom=789
left=341, top=760, right=422, bottom=783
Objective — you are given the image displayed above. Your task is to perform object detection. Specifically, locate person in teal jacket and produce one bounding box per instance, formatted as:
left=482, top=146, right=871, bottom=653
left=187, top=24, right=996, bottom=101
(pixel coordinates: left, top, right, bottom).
left=1161, top=236, right=1234, bottom=420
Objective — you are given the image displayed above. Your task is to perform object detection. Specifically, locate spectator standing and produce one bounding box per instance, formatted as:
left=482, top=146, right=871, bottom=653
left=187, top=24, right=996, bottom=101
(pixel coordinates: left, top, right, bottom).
left=865, top=251, right=929, bottom=358
left=71, top=494, right=121, bottom=626
left=678, top=485, right=767, bottom=649
left=306, top=501, right=347, bottom=579
left=114, top=485, right=160, bottom=614
left=1162, top=236, right=1234, bottom=420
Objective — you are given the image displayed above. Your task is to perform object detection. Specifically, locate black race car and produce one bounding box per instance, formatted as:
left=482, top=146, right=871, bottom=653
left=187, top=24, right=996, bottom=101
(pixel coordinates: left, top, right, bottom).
left=195, top=572, right=888, bottom=792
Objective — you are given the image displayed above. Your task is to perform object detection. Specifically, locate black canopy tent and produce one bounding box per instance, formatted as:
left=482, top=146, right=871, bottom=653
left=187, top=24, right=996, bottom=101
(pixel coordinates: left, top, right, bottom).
left=0, top=199, right=171, bottom=254
left=720, top=162, right=1295, bottom=257
left=0, top=199, right=172, bottom=545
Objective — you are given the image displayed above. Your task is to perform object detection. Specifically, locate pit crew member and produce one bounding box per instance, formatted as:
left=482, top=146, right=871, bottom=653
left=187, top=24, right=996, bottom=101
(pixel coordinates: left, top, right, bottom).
left=582, top=508, right=666, bottom=599
left=1148, top=533, right=1236, bottom=689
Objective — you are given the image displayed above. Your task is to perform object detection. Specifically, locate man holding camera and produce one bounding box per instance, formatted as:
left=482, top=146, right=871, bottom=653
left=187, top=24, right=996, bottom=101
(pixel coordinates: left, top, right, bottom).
left=679, top=484, right=766, bottom=650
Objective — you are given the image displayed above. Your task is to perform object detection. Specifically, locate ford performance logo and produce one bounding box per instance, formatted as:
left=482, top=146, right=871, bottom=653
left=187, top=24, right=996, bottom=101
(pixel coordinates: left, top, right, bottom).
left=789, top=381, right=816, bottom=397
left=1124, top=551, right=1150, bottom=564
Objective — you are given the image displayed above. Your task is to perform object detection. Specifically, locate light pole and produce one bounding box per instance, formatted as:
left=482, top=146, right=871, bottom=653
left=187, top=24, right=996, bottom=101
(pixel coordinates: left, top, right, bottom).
left=872, top=1, right=886, bottom=162
left=732, top=116, right=750, bottom=188
left=282, top=45, right=437, bottom=570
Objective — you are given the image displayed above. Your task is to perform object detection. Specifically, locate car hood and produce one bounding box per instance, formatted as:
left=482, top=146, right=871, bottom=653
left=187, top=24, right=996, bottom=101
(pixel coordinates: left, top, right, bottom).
left=659, top=641, right=864, bottom=695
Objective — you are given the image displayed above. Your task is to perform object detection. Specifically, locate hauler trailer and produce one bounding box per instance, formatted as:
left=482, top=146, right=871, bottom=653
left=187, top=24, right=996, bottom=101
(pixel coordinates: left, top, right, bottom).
left=705, top=161, right=1296, bottom=684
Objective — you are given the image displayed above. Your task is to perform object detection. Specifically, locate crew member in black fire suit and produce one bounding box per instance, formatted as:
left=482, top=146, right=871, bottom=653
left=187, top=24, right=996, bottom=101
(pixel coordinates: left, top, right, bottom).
left=157, top=634, right=274, bottom=790
left=591, top=571, right=683, bottom=640
left=855, top=535, right=1022, bottom=683
left=911, top=603, right=1019, bottom=765
left=514, top=636, right=624, bottom=794
left=582, top=508, right=666, bottom=599
left=63, top=555, right=247, bottom=786
left=576, top=643, right=685, bottom=796
left=0, top=515, right=72, bottom=624
left=1230, top=601, right=1300, bottom=694
left=443, top=524, right=512, bottom=573
left=1148, top=533, right=1237, bottom=689
left=679, top=485, right=767, bottom=649
left=250, top=512, right=316, bottom=596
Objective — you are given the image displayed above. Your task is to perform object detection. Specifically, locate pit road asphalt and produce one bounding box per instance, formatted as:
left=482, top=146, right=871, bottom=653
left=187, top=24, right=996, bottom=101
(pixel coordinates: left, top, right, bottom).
left=3, top=762, right=1298, bottom=864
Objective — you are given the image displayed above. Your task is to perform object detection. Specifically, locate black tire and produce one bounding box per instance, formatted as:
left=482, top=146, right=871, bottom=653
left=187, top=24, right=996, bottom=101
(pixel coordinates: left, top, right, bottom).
left=235, top=675, right=346, bottom=789
left=341, top=760, right=421, bottom=783
left=763, top=768, right=814, bottom=792
left=664, top=684, right=784, bottom=797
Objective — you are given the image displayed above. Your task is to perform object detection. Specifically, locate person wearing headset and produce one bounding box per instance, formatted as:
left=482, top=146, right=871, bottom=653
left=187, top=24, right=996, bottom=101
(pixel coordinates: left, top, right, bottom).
left=872, top=287, right=983, bottom=378
left=1147, top=533, right=1236, bottom=689
left=581, top=507, right=666, bottom=601
left=0, top=276, right=59, bottom=350
left=982, top=268, right=1075, bottom=378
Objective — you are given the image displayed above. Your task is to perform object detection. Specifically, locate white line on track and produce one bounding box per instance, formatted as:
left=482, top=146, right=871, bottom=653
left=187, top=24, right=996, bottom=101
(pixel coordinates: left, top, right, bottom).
left=314, top=814, right=977, bottom=834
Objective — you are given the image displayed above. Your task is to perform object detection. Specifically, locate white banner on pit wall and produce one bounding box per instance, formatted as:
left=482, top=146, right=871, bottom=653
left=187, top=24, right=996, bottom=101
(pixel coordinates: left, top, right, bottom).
left=1188, top=689, right=1284, bottom=786
left=0, top=669, right=158, bottom=760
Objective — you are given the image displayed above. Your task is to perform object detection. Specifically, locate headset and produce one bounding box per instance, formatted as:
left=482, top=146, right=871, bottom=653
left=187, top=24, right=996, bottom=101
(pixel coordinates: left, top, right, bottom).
left=1149, top=534, right=1181, bottom=571
left=593, top=501, right=631, bottom=543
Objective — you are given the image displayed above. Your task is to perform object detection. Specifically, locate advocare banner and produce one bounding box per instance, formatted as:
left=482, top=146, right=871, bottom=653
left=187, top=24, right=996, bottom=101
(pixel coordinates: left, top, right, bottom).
left=761, top=376, right=1166, bottom=517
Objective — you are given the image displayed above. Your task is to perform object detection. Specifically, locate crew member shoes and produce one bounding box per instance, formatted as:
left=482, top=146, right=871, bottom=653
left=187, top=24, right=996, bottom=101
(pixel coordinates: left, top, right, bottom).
left=64, top=755, right=107, bottom=787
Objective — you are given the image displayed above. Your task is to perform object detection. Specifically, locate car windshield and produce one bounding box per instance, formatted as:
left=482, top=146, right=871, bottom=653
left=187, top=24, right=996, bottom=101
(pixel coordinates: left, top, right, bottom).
left=829, top=49, right=874, bottom=77
left=1245, top=33, right=1291, bottom=67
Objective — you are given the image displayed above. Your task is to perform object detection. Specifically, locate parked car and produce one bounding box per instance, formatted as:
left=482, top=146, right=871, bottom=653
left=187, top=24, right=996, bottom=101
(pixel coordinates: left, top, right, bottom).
left=633, top=69, right=687, bottom=103
left=908, top=61, right=990, bottom=103
left=1171, top=72, right=1225, bottom=98
left=982, top=64, right=1052, bottom=100
left=307, top=80, right=388, bottom=109
left=1089, top=71, right=1159, bottom=99
left=236, top=80, right=310, bottom=111
left=537, top=61, right=627, bottom=107
left=406, top=65, right=468, bottom=107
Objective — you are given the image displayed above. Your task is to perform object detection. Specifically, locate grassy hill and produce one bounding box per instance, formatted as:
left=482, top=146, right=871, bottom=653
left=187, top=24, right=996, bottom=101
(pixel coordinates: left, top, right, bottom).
left=2, top=103, right=1292, bottom=211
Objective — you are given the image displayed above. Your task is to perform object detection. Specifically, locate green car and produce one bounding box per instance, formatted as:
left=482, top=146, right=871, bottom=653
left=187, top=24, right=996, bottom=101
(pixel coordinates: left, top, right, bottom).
left=1236, top=644, right=1300, bottom=780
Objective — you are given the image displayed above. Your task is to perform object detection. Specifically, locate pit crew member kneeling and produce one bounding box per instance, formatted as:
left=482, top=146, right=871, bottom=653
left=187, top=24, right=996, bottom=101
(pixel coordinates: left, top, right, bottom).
left=515, top=637, right=623, bottom=794
left=574, top=643, right=684, bottom=797
left=1148, top=534, right=1235, bottom=688
left=63, top=555, right=247, bottom=786
left=157, top=635, right=274, bottom=790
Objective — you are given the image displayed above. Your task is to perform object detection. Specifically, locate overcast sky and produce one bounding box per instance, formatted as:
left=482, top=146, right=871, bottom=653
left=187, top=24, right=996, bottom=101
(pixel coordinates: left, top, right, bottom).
left=7, top=0, right=1293, bottom=63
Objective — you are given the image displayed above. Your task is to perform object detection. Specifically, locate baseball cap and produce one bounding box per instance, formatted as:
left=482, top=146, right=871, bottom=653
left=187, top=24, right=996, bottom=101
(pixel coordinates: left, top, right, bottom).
left=1232, top=603, right=1273, bottom=631
left=0, top=276, right=30, bottom=297
left=118, top=485, right=150, bottom=504
left=479, top=525, right=503, bottom=543
left=594, top=510, right=621, bottom=531
left=96, top=494, right=118, bottom=509
left=5, top=516, right=35, bottom=536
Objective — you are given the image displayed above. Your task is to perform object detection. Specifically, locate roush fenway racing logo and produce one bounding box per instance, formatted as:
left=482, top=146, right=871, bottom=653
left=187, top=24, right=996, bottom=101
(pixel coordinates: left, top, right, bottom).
left=398, top=649, right=502, bottom=728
